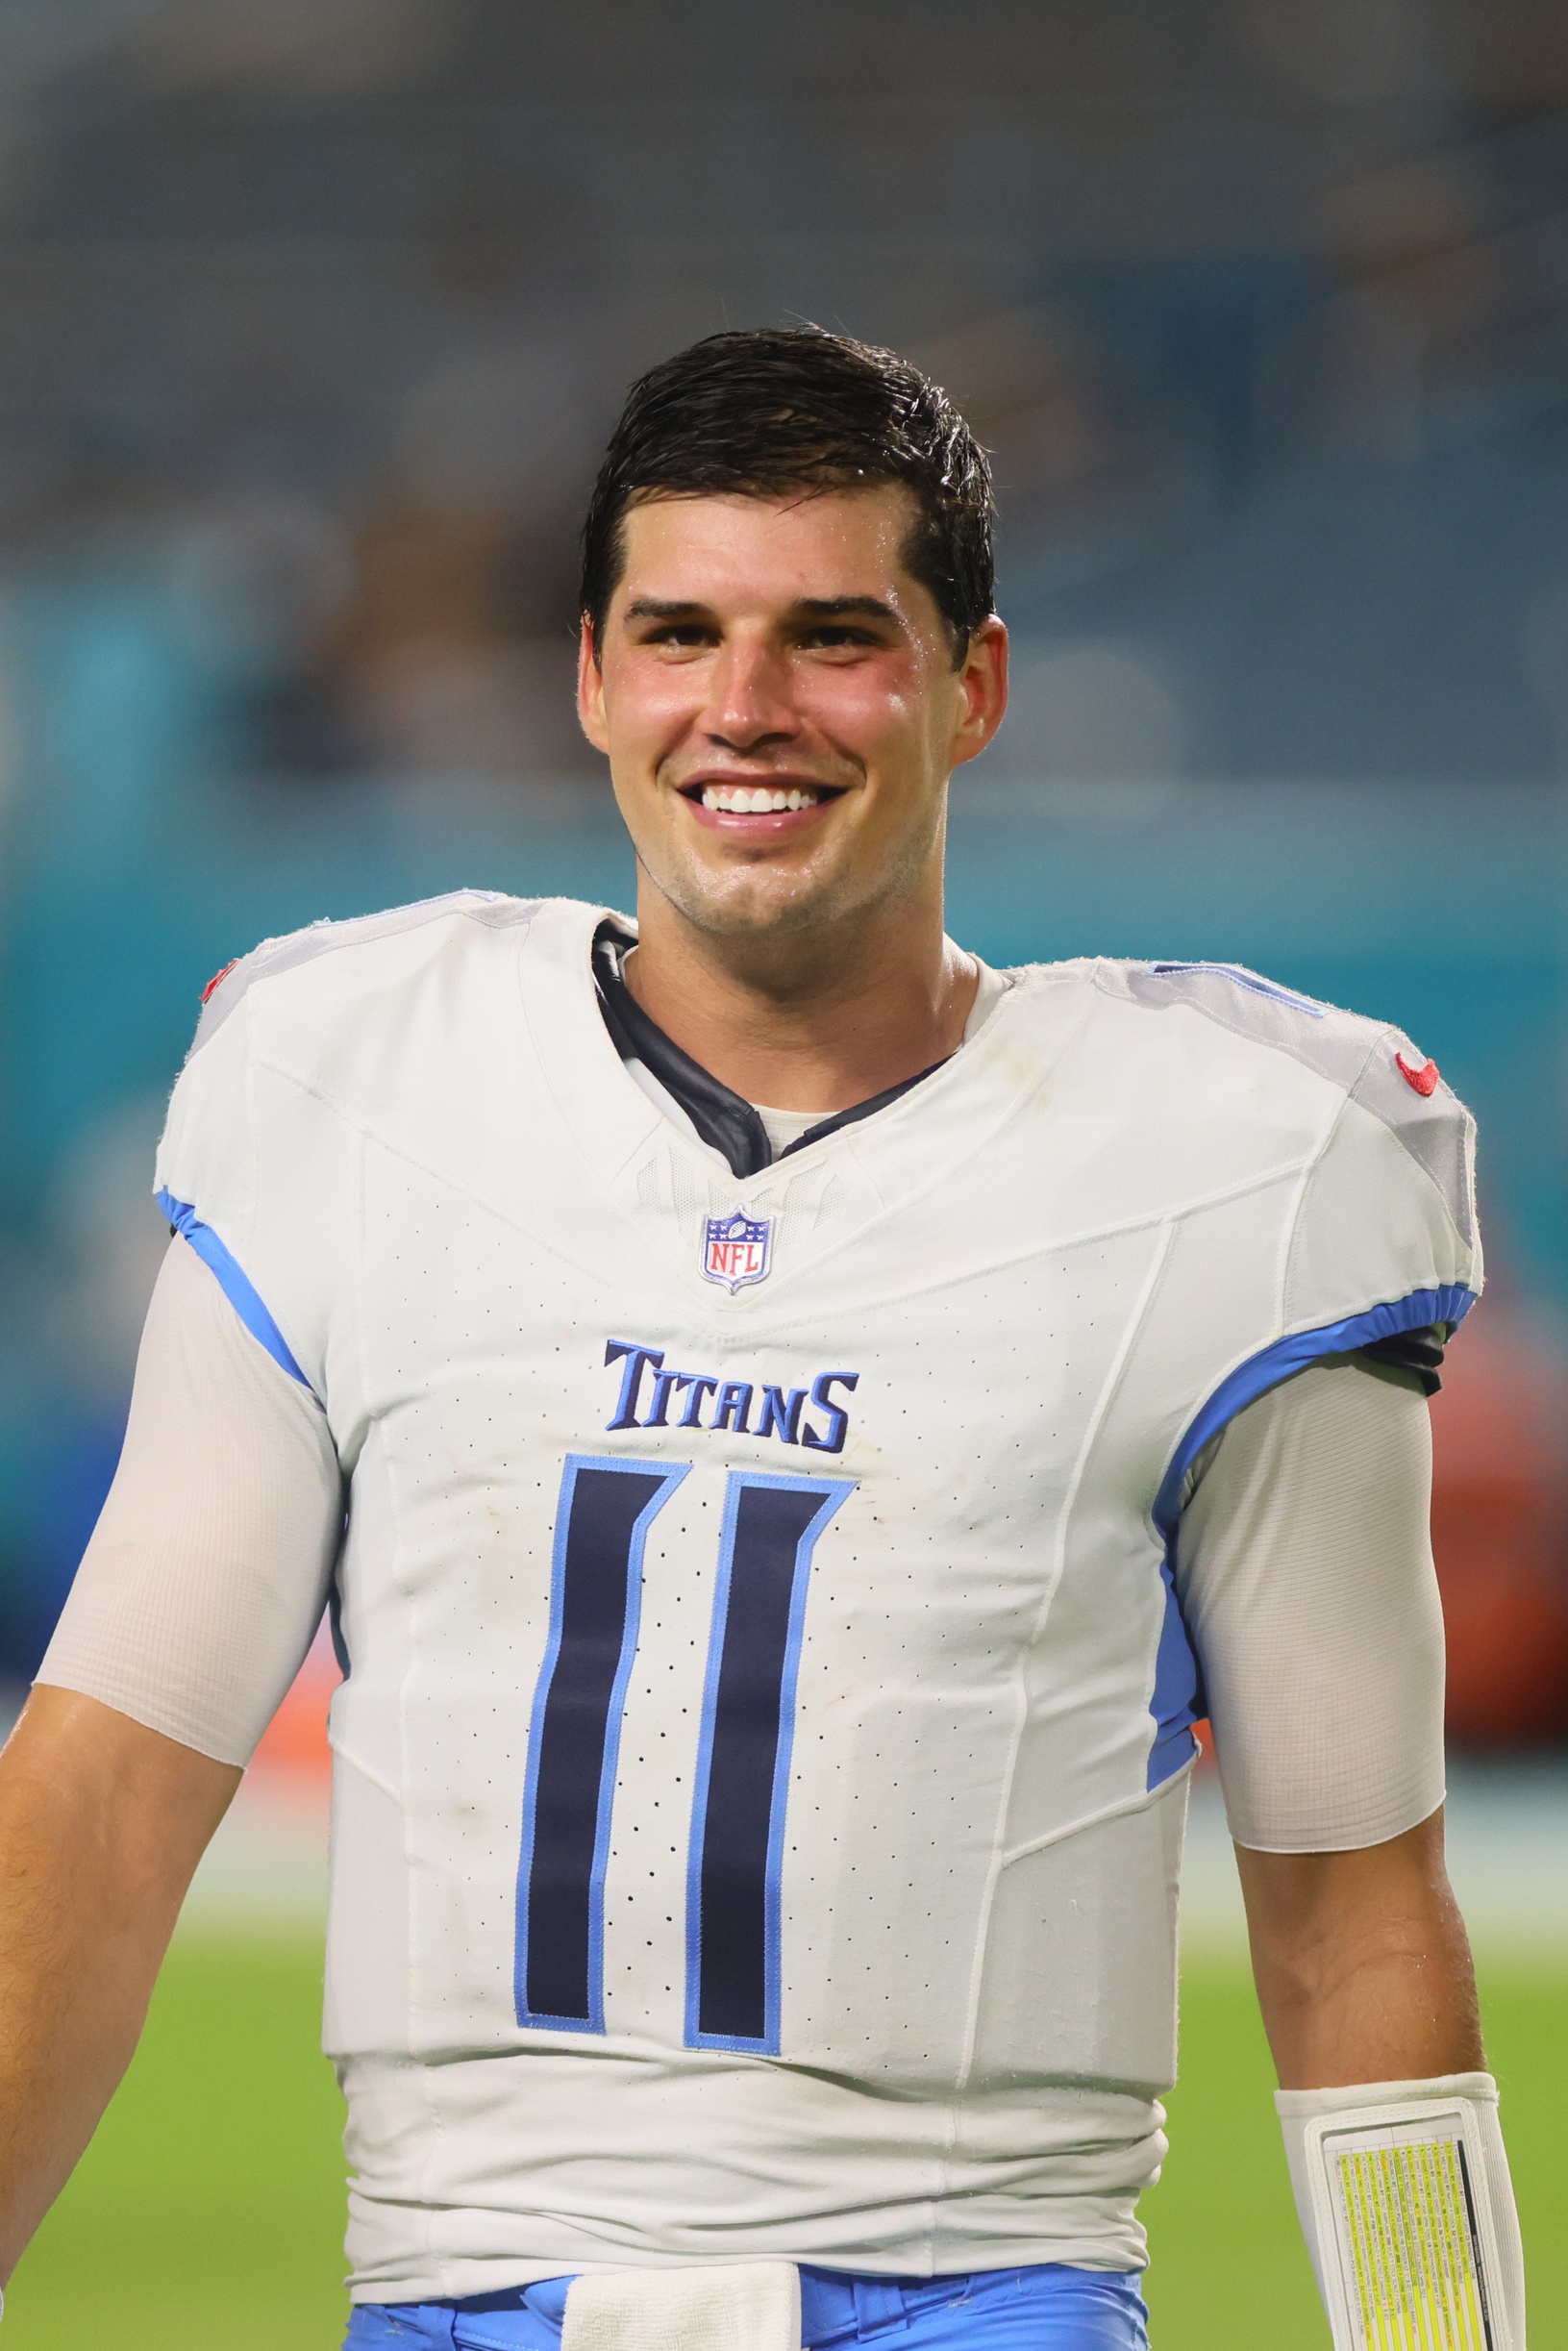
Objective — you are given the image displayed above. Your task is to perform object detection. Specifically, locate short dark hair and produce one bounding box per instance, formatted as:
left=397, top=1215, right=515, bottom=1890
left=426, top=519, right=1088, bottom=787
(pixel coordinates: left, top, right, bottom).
left=581, top=327, right=994, bottom=667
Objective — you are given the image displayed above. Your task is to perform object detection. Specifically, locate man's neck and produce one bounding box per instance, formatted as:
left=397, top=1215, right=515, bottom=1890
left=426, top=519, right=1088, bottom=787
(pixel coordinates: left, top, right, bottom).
left=624, top=887, right=979, bottom=1116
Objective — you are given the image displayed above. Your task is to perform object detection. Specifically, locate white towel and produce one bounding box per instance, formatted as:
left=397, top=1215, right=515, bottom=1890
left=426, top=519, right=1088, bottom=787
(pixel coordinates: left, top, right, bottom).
left=562, top=2263, right=801, bottom=2351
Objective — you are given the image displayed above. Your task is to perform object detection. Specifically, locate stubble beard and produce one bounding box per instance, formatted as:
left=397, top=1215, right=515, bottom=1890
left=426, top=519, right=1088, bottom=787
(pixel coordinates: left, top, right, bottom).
left=637, top=788, right=949, bottom=966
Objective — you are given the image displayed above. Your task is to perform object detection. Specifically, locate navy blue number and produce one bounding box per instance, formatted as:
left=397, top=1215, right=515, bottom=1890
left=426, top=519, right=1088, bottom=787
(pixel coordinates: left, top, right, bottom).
left=514, top=1455, right=689, bottom=2031
left=685, top=1471, right=854, bottom=2053
left=515, top=1459, right=852, bottom=2048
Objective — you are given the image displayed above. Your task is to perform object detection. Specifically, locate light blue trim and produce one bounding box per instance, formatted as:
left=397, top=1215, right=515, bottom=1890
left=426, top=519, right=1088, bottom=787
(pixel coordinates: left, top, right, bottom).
left=156, top=1188, right=310, bottom=1388
left=1146, top=1548, right=1203, bottom=1791
left=1146, top=962, right=1328, bottom=1017
left=1142, top=1283, right=1477, bottom=1792
left=514, top=1454, right=689, bottom=2035
left=1153, top=1285, right=1478, bottom=1541
left=684, top=1470, right=855, bottom=2056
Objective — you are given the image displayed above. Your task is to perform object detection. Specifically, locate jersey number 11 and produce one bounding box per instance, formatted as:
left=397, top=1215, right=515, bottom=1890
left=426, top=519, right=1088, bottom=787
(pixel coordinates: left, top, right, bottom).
left=514, top=1454, right=855, bottom=2055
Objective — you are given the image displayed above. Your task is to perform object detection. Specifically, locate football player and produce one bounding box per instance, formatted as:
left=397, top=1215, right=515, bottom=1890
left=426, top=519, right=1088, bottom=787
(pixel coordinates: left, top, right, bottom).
left=0, top=330, right=1525, bottom=2351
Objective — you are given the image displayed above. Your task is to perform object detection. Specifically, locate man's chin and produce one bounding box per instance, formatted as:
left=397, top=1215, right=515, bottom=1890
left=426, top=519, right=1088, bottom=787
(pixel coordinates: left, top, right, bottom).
left=647, top=852, right=853, bottom=943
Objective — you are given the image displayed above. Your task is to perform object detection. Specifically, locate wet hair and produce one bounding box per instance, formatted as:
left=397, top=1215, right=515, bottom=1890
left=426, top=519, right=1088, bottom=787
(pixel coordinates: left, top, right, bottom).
left=580, top=326, right=994, bottom=667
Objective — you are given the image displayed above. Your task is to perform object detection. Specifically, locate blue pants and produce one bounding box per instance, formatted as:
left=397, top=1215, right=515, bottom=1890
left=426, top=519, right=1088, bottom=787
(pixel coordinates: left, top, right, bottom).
left=344, top=2264, right=1150, bottom=2351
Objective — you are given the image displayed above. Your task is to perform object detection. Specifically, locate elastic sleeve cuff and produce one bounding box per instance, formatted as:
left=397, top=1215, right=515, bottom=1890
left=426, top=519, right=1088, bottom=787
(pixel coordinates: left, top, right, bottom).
left=1276, top=2070, right=1497, bottom=2116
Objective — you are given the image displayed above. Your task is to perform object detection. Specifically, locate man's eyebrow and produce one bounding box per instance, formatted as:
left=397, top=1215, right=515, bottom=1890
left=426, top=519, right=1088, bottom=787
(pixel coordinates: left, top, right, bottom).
left=622, top=597, right=711, bottom=624
left=618, top=592, right=908, bottom=631
left=792, top=596, right=906, bottom=631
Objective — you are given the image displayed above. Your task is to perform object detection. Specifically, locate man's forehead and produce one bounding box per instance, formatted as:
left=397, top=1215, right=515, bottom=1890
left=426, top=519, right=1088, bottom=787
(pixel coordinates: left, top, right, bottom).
left=612, top=483, right=928, bottom=612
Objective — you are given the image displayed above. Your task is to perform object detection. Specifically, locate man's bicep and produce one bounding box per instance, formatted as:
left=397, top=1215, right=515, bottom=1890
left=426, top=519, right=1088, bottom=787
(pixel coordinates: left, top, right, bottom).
left=35, top=1239, right=343, bottom=1769
left=1176, top=1357, right=1445, bottom=1853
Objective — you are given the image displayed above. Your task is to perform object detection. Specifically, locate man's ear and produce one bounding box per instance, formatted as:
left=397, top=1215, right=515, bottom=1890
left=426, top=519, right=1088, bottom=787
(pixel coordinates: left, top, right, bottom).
left=577, top=615, right=610, bottom=754
left=949, top=615, right=1008, bottom=771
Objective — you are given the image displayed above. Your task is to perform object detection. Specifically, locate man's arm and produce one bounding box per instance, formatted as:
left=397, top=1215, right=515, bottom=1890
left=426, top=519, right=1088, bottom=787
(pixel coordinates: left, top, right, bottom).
left=1234, top=1809, right=1482, bottom=2089
left=1236, top=1817, right=1526, bottom=2345
left=1178, top=1366, right=1526, bottom=2343
left=0, top=1238, right=344, bottom=2280
left=0, top=1686, right=239, bottom=2279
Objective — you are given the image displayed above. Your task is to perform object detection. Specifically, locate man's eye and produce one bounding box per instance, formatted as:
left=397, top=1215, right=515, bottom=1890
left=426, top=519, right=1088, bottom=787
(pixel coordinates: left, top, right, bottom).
left=802, top=627, right=874, bottom=650
left=647, top=625, right=711, bottom=649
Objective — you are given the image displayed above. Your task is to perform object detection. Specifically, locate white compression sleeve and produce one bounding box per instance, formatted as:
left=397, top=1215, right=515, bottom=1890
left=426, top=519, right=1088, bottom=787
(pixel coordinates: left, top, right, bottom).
left=1278, top=2073, right=1526, bottom=2349
left=1176, top=1358, right=1447, bottom=1852
left=36, top=1239, right=343, bottom=1767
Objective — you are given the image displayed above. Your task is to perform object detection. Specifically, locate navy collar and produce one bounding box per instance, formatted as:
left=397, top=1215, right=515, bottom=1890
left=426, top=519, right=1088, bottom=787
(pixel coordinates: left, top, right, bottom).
left=591, top=921, right=947, bottom=1180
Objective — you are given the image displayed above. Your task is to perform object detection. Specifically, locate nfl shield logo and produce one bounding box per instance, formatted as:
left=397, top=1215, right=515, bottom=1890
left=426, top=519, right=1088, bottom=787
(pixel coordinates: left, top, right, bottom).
left=702, top=1208, right=774, bottom=1293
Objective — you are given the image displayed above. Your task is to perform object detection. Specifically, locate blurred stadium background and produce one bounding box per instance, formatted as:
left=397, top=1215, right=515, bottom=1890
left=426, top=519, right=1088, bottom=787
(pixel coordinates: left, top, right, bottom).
left=0, top=1, right=1563, bottom=2341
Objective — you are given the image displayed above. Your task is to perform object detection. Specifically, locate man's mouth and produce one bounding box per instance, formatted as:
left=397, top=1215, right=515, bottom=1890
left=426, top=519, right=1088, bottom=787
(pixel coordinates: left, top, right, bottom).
left=673, top=775, right=850, bottom=836
left=693, top=782, right=833, bottom=813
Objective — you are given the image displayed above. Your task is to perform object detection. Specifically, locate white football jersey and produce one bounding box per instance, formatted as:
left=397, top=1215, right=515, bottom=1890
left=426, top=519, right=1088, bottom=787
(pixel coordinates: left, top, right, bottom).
left=154, top=893, right=1480, bottom=2303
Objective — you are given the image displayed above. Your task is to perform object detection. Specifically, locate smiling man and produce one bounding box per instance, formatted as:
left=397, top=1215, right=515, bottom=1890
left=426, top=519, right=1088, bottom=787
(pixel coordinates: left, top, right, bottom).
left=575, top=361, right=1006, bottom=1138
left=0, top=330, right=1527, bottom=2351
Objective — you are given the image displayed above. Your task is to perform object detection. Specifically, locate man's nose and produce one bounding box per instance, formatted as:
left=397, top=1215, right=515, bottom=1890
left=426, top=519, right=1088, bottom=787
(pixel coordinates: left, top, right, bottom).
left=703, top=638, right=798, bottom=752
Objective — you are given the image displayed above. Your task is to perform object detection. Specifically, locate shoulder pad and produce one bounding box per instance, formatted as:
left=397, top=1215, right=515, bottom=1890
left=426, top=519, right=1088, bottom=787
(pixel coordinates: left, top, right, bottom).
left=190, top=890, right=537, bottom=1055
left=1095, top=958, right=1476, bottom=1246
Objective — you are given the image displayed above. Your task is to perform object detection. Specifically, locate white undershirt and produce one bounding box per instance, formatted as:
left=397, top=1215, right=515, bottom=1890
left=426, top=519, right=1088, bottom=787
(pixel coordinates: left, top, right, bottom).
left=38, top=1226, right=1446, bottom=1854
left=752, top=963, right=1012, bottom=1157
left=625, top=959, right=1014, bottom=1162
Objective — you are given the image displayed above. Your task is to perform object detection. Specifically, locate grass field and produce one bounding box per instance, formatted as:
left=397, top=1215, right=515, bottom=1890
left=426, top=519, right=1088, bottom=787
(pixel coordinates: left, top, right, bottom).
left=6, top=1938, right=1563, bottom=2348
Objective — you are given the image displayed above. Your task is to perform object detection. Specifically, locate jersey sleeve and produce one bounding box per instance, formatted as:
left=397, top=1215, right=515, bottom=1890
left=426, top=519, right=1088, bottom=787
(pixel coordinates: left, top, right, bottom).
left=1280, top=1037, right=1480, bottom=1354
left=154, top=948, right=313, bottom=1383
left=1175, top=1357, right=1445, bottom=1852
left=153, top=927, right=355, bottom=1405
left=36, top=1239, right=343, bottom=1766
left=1155, top=1033, right=1480, bottom=1529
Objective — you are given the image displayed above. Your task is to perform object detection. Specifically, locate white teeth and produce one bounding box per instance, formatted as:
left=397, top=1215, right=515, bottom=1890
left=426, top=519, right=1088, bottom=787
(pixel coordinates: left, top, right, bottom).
left=700, top=783, right=821, bottom=813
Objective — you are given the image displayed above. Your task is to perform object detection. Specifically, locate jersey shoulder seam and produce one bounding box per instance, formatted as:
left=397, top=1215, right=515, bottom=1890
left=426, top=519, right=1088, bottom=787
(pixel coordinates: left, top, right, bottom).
left=188, top=890, right=541, bottom=1057
left=1089, top=955, right=1380, bottom=1073
left=1087, top=956, right=1477, bottom=1249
